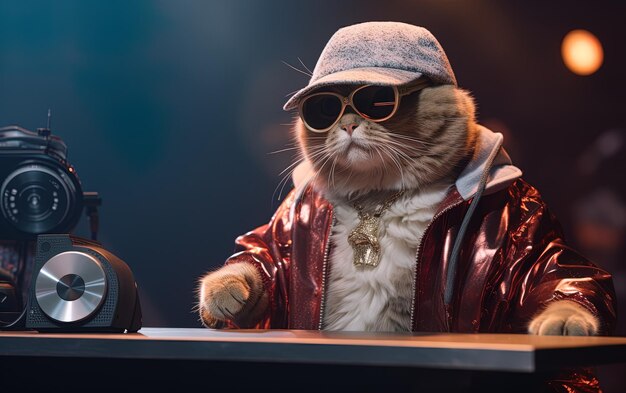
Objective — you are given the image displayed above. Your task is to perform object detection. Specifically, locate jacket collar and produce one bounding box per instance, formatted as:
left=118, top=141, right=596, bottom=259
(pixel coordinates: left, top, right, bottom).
left=454, top=125, right=522, bottom=201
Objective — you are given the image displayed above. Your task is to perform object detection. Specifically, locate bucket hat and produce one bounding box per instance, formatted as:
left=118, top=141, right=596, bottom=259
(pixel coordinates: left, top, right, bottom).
left=283, top=21, right=457, bottom=111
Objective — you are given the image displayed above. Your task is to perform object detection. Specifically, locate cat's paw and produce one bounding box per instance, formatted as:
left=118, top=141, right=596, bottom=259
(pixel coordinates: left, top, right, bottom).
left=198, top=263, right=264, bottom=328
left=528, top=300, right=599, bottom=336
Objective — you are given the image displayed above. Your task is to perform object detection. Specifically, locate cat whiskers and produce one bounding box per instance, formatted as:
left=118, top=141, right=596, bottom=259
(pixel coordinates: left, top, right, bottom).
left=383, top=137, right=433, bottom=154
left=310, top=147, right=336, bottom=189
left=268, top=146, right=302, bottom=155
left=318, top=143, right=340, bottom=189
left=367, top=134, right=427, bottom=188
left=369, top=135, right=422, bottom=162
left=281, top=60, right=312, bottom=77
left=388, top=133, right=439, bottom=148
left=297, top=57, right=313, bottom=75
left=273, top=145, right=327, bottom=200
left=372, top=145, right=394, bottom=185
left=329, top=155, right=342, bottom=189
left=378, top=144, right=407, bottom=188
left=278, top=143, right=326, bottom=177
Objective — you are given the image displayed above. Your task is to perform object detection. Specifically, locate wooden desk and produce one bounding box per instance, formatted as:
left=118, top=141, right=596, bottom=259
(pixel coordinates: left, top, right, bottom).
left=1, top=328, right=625, bottom=392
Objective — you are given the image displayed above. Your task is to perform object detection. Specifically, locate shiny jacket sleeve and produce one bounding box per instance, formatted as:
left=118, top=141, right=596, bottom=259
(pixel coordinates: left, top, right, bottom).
left=502, top=182, right=617, bottom=335
left=222, top=190, right=296, bottom=328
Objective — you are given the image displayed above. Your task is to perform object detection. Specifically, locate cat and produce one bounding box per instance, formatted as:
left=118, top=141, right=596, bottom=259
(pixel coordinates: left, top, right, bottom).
left=198, top=83, right=601, bottom=336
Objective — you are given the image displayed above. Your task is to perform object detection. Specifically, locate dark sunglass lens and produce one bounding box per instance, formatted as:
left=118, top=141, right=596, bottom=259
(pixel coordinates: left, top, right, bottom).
left=302, top=94, right=342, bottom=130
left=353, top=86, right=396, bottom=120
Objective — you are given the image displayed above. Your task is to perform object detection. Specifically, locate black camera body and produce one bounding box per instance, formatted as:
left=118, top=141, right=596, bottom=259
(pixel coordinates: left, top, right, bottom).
left=0, top=125, right=83, bottom=240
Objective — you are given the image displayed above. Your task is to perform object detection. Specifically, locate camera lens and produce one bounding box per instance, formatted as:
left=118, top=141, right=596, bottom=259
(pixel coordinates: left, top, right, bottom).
left=1, top=165, right=74, bottom=234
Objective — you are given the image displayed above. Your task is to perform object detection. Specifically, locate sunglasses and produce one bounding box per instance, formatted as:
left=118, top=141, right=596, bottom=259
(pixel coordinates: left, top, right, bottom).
left=298, top=78, right=431, bottom=133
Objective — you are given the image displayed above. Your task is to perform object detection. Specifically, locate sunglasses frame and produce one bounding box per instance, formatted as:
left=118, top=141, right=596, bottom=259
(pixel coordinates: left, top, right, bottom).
left=298, top=78, right=431, bottom=133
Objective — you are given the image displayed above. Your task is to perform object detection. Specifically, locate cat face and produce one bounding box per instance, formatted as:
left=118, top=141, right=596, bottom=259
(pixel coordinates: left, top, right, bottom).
left=295, top=84, right=478, bottom=196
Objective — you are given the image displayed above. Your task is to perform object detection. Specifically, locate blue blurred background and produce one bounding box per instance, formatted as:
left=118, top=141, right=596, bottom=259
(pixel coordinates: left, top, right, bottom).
left=1, top=0, right=625, bottom=337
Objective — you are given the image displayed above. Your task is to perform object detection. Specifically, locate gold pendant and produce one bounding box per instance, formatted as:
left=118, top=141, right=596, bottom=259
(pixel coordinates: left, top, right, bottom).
left=348, top=213, right=382, bottom=267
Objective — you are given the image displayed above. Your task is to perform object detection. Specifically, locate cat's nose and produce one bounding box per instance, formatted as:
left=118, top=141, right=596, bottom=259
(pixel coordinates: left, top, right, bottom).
left=340, top=123, right=358, bottom=135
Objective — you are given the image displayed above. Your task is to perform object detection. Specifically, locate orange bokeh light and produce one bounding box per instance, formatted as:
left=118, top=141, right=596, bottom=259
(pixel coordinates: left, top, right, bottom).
left=561, top=30, right=604, bottom=76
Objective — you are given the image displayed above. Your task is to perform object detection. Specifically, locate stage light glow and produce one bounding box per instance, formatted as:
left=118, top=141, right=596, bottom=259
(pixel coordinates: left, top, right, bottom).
left=561, top=30, right=604, bottom=76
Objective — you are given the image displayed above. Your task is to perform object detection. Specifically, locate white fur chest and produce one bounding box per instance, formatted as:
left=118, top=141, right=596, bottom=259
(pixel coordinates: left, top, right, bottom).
left=322, top=184, right=450, bottom=332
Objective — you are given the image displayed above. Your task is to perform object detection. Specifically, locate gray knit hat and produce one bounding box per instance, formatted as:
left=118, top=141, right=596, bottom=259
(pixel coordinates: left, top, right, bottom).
left=283, top=21, right=457, bottom=111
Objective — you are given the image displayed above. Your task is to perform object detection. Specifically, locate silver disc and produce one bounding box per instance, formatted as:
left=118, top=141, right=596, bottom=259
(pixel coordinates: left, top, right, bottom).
left=35, top=251, right=107, bottom=323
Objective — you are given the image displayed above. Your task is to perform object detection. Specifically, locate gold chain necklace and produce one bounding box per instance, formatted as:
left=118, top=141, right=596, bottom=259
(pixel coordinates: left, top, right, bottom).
left=348, top=190, right=405, bottom=268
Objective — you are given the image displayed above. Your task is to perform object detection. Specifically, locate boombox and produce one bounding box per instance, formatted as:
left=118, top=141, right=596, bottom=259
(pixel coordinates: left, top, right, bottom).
left=25, top=234, right=142, bottom=332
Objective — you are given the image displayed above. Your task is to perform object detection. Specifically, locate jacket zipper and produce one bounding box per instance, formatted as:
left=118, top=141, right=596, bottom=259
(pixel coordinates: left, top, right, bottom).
left=409, top=200, right=463, bottom=331
left=318, top=210, right=335, bottom=330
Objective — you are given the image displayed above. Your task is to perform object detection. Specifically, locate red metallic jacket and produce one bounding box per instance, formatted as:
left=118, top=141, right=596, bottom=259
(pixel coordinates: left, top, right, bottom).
left=222, top=129, right=616, bottom=392
left=226, top=179, right=616, bottom=335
